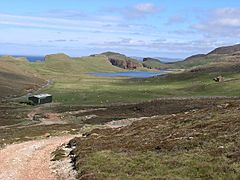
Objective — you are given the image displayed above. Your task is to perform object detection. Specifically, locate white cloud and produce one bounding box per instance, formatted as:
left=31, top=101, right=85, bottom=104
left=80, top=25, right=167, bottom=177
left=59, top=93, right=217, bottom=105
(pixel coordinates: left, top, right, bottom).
left=102, top=38, right=146, bottom=46
left=45, top=9, right=86, bottom=19
left=120, top=3, right=162, bottom=19
left=215, top=8, right=240, bottom=17
left=90, top=38, right=223, bottom=57
left=166, top=15, right=186, bottom=25
left=134, top=3, right=159, bottom=13
left=216, top=18, right=240, bottom=27
left=2, top=6, right=239, bottom=58
left=193, top=8, right=240, bottom=38
left=0, top=13, right=151, bottom=35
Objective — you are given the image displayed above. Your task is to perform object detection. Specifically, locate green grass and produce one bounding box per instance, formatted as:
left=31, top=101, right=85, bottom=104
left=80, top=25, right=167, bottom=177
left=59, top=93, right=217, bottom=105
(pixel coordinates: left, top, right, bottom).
left=30, top=55, right=124, bottom=75
left=35, top=71, right=240, bottom=105
left=70, top=100, right=240, bottom=179
left=78, top=151, right=240, bottom=180
left=143, top=59, right=169, bottom=69
left=3, top=53, right=240, bottom=105
left=0, top=123, right=83, bottom=148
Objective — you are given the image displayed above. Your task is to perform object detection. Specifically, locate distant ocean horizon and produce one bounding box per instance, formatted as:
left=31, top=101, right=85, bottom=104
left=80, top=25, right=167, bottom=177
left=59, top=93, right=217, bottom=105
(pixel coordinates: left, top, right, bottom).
left=1, top=55, right=183, bottom=63
left=14, top=55, right=45, bottom=62
left=0, top=55, right=45, bottom=62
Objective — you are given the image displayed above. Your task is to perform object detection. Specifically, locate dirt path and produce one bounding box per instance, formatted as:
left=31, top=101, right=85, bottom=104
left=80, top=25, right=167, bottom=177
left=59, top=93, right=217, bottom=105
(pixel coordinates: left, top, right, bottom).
left=0, top=135, right=76, bottom=180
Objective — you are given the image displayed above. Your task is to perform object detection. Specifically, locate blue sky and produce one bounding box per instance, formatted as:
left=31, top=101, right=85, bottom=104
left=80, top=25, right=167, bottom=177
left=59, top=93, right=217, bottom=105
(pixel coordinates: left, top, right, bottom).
left=0, top=0, right=240, bottom=58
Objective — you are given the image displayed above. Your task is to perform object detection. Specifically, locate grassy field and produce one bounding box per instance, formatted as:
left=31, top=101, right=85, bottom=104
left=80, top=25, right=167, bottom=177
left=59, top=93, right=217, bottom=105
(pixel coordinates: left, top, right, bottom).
left=143, top=58, right=170, bottom=69
left=75, top=151, right=239, bottom=180
left=30, top=55, right=123, bottom=74
left=2, top=97, right=240, bottom=179
left=34, top=71, right=240, bottom=105
left=69, top=98, right=240, bottom=179
left=0, top=102, right=84, bottom=148
left=2, top=53, right=240, bottom=105
left=27, top=54, right=239, bottom=105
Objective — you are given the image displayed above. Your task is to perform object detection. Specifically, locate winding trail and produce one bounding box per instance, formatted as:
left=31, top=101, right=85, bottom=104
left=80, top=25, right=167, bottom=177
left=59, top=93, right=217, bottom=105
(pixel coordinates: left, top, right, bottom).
left=0, top=135, right=75, bottom=180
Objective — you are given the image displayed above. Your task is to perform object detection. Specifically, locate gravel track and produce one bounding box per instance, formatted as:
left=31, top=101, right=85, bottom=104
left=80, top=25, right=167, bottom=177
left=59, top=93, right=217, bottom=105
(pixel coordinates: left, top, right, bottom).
left=0, top=135, right=75, bottom=180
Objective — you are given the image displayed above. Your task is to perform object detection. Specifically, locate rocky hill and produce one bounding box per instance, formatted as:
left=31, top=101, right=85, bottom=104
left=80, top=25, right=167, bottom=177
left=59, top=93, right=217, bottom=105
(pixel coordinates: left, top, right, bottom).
left=101, top=52, right=143, bottom=70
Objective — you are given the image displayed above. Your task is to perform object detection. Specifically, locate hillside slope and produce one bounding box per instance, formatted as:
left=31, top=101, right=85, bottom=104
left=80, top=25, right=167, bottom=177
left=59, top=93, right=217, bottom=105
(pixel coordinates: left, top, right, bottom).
left=179, top=45, right=240, bottom=70
left=142, top=57, right=169, bottom=70
left=31, top=53, right=123, bottom=75
left=0, top=56, right=45, bottom=99
left=69, top=98, right=240, bottom=179
left=208, top=44, right=240, bottom=55
left=144, top=44, right=240, bottom=71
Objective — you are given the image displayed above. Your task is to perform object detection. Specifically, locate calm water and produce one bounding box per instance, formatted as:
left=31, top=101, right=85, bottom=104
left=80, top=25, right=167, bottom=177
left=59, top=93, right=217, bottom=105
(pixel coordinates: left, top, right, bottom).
left=90, top=71, right=170, bottom=78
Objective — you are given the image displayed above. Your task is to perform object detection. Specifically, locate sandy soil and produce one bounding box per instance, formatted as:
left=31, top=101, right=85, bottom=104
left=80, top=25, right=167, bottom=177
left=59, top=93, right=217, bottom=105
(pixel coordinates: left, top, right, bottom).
left=0, top=135, right=75, bottom=180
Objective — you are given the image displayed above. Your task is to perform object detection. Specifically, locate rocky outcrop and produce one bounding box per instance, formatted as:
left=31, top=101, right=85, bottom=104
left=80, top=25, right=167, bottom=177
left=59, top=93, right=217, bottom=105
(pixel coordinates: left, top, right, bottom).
left=109, top=58, right=142, bottom=69
left=101, top=52, right=143, bottom=70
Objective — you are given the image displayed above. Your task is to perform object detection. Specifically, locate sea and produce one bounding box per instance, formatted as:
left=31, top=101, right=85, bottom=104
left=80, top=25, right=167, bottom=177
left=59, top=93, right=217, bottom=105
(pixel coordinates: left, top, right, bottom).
left=13, top=55, right=45, bottom=62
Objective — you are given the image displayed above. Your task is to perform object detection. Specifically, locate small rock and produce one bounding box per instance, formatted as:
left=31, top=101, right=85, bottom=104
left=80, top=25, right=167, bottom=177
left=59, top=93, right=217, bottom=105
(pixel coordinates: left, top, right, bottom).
left=218, top=146, right=224, bottom=149
left=44, top=133, right=51, bottom=138
left=91, top=133, right=99, bottom=137
left=82, top=132, right=91, bottom=137
left=224, top=103, right=230, bottom=108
